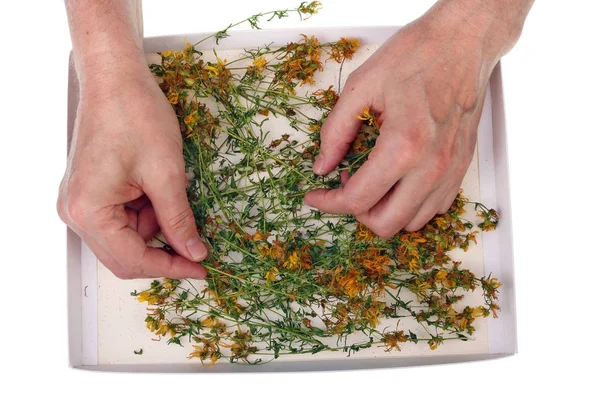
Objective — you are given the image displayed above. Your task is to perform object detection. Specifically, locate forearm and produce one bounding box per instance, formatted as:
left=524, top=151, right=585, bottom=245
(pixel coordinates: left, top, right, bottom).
left=65, top=0, right=145, bottom=85
left=424, top=0, right=534, bottom=62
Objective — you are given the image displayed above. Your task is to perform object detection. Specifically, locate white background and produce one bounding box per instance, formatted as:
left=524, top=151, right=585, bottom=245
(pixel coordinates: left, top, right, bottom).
left=1, top=0, right=599, bottom=398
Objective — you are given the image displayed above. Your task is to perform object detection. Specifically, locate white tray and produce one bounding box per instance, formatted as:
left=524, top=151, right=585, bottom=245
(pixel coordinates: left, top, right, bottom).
left=66, top=26, right=516, bottom=372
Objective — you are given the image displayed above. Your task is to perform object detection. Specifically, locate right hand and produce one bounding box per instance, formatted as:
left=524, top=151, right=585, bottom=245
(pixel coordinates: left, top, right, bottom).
left=58, top=58, right=208, bottom=280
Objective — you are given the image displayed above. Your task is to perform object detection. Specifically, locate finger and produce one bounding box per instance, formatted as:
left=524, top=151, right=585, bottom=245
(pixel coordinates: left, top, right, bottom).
left=91, top=242, right=144, bottom=280
left=125, top=208, right=138, bottom=231
left=76, top=227, right=144, bottom=279
left=438, top=183, right=462, bottom=214
left=305, top=124, right=414, bottom=215
left=125, top=205, right=159, bottom=243
left=404, top=189, right=447, bottom=232
left=58, top=199, right=137, bottom=278
left=98, top=204, right=207, bottom=279
left=137, top=247, right=208, bottom=279
left=357, top=174, right=432, bottom=238
left=143, top=166, right=208, bottom=262
left=314, top=78, right=369, bottom=175
left=125, top=195, right=151, bottom=212
left=138, top=203, right=160, bottom=242
left=340, top=170, right=350, bottom=186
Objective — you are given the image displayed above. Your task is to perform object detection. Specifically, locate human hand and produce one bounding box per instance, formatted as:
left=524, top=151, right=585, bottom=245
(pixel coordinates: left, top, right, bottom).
left=58, top=59, right=208, bottom=279
left=305, top=0, right=530, bottom=237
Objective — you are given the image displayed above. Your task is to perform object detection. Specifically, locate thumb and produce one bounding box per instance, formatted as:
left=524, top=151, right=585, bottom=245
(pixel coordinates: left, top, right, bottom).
left=314, top=80, right=368, bottom=175
left=144, top=166, right=208, bottom=262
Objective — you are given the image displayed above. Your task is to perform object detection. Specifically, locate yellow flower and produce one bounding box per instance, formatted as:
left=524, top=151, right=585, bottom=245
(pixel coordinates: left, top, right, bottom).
left=252, top=56, right=267, bottom=73
left=163, top=278, right=176, bottom=291
left=435, top=270, right=448, bottom=282
left=205, top=65, right=219, bottom=76
left=489, top=278, right=502, bottom=289
left=364, top=304, right=382, bottom=328
left=472, top=306, right=486, bottom=318
left=336, top=269, right=363, bottom=297
left=167, top=92, right=179, bottom=104
left=205, top=57, right=228, bottom=77
left=184, top=113, right=197, bottom=126
left=330, top=37, right=361, bottom=62
left=428, top=338, right=443, bottom=350
left=308, top=123, right=321, bottom=132
left=137, top=292, right=150, bottom=302
left=137, top=291, right=160, bottom=305
left=145, top=319, right=158, bottom=332
left=258, top=244, right=278, bottom=259
left=357, top=108, right=376, bottom=126
left=490, top=303, right=501, bottom=318
left=299, top=1, right=322, bottom=16
left=156, top=322, right=176, bottom=338
left=383, top=331, right=407, bottom=352
left=201, top=317, right=218, bottom=328
left=252, top=231, right=264, bottom=241
left=265, top=267, right=279, bottom=282
left=415, top=279, right=430, bottom=294
left=408, top=257, right=420, bottom=272
left=435, top=217, right=447, bottom=229
left=356, top=222, right=376, bottom=242
left=282, top=251, right=299, bottom=269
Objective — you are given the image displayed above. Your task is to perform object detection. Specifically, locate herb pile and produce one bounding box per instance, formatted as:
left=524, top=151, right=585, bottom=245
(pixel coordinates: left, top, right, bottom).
left=133, top=2, right=502, bottom=365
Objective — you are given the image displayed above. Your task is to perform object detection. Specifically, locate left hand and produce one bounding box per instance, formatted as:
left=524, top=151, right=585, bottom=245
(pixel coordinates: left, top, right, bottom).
left=304, top=1, right=526, bottom=237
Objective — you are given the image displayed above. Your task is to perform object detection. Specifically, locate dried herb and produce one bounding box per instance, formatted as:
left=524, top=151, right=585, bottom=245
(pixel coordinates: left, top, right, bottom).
left=134, top=2, right=502, bottom=365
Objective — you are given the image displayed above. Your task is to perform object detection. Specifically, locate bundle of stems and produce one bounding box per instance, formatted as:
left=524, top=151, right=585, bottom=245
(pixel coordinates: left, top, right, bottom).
left=133, top=2, right=502, bottom=365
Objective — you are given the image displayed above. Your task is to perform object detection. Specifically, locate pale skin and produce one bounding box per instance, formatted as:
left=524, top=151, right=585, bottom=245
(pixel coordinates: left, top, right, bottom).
left=59, top=0, right=533, bottom=279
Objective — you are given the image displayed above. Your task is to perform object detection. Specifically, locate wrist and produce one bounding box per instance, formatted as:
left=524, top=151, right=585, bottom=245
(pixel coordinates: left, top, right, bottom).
left=76, top=47, right=148, bottom=86
left=77, top=55, right=154, bottom=107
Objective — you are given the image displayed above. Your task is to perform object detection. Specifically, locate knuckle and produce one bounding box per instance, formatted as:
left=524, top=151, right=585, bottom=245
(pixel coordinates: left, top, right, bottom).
left=166, top=208, right=195, bottom=233
left=56, top=194, right=68, bottom=223
left=395, top=134, right=428, bottom=168
left=66, top=195, right=89, bottom=227
left=438, top=202, right=452, bottom=215
left=371, top=223, right=397, bottom=239
left=405, top=215, right=431, bottom=232
left=392, top=151, right=417, bottom=172
left=160, top=159, right=184, bottom=180
left=146, top=158, right=185, bottom=186
left=59, top=176, right=95, bottom=228
left=359, top=216, right=399, bottom=238
left=345, top=70, right=361, bottom=87
left=404, top=224, right=419, bottom=233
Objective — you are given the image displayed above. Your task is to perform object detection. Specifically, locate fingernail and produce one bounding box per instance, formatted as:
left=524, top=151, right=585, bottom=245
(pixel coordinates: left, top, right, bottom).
left=314, top=155, right=325, bottom=174
left=186, top=235, right=208, bottom=261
